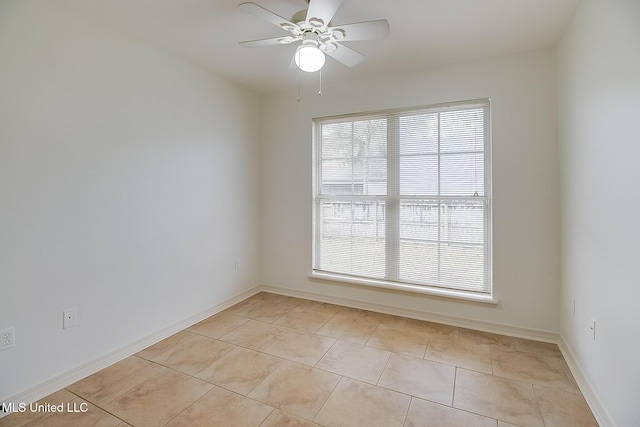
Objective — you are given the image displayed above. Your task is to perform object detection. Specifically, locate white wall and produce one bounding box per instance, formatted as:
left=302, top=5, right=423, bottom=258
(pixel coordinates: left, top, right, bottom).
left=261, top=49, right=561, bottom=334
left=557, top=1, right=640, bottom=426
left=0, top=1, right=261, bottom=401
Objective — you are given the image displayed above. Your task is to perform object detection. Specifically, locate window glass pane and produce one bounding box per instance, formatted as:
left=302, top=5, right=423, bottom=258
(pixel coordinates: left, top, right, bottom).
left=399, top=200, right=439, bottom=241
left=353, top=157, right=387, bottom=195
left=322, top=122, right=353, bottom=159
left=400, top=113, right=438, bottom=155
left=400, top=155, right=438, bottom=196
left=440, top=108, right=484, bottom=153
left=440, top=243, right=485, bottom=291
left=321, top=159, right=354, bottom=195
left=439, top=200, right=485, bottom=245
left=317, top=200, right=385, bottom=279
left=353, top=119, right=387, bottom=157
left=399, top=241, right=438, bottom=284
left=440, top=152, right=484, bottom=196
left=321, top=119, right=387, bottom=196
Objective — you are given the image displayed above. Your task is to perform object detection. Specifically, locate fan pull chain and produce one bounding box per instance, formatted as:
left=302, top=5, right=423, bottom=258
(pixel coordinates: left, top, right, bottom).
left=318, top=68, right=323, bottom=96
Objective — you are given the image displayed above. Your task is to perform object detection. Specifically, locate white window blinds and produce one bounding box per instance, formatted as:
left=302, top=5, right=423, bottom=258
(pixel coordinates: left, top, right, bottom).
left=312, top=99, right=492, bottom=295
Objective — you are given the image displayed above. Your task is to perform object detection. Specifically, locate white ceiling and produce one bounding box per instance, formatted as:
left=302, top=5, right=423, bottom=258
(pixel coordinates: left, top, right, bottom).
left=56, top=0, right=581, bottom=94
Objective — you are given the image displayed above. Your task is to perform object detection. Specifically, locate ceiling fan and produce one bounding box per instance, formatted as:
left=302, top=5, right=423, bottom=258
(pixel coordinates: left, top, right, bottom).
left=238, top=0, right=390, bottom=73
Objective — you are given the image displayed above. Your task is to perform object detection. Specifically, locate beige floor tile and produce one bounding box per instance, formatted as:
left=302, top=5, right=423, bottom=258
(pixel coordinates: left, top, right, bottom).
left=378, top=353, right=455, bottom=405
left=304, top=302, right=344, bottom=315
left=248, top=361, right=340, bottom=420
left=515, top=339, right=562, bottom=358
left=260, top=409, right=321, bottom=427
left=331, top=305, right=366, bottom=318
left=263, top=330, right=336, bottom=366
left=219, top=320, right=290, bottom=351
left=316, top=340, right=391, bottom=384
left=0, top=389, right=79, bottom=427
left=27, top=397, right=123, bottom=427
left=243, top=293, right=268, bottom=303
left=187, top=313, right=249, bottom=338
left=251, top=292, right=293, bottom=305
left=0, top=410, right=32, bottom=427
left=303, top=303, right=361, bottom=316
left=66, top=356, right=165, bottom=405
left=165, top=387, right=272, bottom=427
left=497, top=422, right=520, bottom=427
left=454, top=369, right=544, bottom=427
left=491, top=347, right=574, bottom=389
left=421, top=321, right=460, bottom=339
left=380, top=316, right=431, bottom=332
left=233, top=301, right=295, bottom=322
left=316, top=315, right=379, bottom=344
left=225, top=297, right=262, bottom=314
left=359, top=310, right=400, bottom=323
left=286, top=298, right=326, bottom=311
left=534, top=384, right=598, bottom=427
left=459, top=329, right=518, bottom=349
left=136, top=331, right=191, bottom=360
left=314, top=377, right=411, bottom=427
left=137, top=331, right=235, bottom=375
left=273, top=307, right=333, bottom=332
left=404, top=397, right=497, bottom=427
left=424, top=335, right=492, bottom=374
left=366, top=323, right=428, bottom=358
left=195, top=347, right=283, bottom=395
left=102, top=370, right=212, bottom=427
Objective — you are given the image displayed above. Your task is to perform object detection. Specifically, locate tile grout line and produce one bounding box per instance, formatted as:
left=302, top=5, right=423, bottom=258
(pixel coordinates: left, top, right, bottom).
left=308, top=374, right=344, bottom=425
left=159, top=384, right=215, bottom=427
left=70, top=356, right=169, bottom=420
left=65, top=393, right=132, bottom=427
left=402, top=397, right=415, bottom=427
left=374, top=347, right=393, bottom=386
left=452, top=366, right=458, bottom=408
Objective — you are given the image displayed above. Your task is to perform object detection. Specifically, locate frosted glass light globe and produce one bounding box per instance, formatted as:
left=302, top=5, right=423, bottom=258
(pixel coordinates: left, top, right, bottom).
left=295, top=44, right=325, bottom=72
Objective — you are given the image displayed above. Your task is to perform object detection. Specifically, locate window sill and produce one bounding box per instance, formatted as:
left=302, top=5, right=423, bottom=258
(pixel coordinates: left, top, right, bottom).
left=309, top=271, right=498, bottom=305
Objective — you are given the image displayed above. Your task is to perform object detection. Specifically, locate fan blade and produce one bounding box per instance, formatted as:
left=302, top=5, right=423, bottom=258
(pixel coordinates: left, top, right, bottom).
left=306, top=0, right=343, bottom=27
left=326, top=43, right=365, bottom=67
left=238, top=2, right=298, bottom=29
left=331, top=19, right=390, bottom=41
left=239, top=36, right=298, bottom=48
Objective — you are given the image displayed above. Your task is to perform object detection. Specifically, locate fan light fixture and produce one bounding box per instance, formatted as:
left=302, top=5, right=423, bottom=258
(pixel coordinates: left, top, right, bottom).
left=295, top=43, right=325, bottom=72
left=295, top=32, right=325, bottom=73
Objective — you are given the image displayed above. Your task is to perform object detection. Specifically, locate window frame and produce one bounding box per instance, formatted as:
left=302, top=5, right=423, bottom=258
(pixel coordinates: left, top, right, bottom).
left=311, top=99, right=495, bottom=303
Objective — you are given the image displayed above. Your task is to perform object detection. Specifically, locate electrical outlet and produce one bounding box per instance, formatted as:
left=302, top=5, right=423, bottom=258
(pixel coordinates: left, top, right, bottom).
left=0, top=327, right=15, bottom=351
left=63, top=308, right=77, bottom=329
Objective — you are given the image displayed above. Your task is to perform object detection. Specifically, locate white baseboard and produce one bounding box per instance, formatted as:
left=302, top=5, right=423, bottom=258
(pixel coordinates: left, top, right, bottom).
left=259, top=283, right=559, bottom=343
left=558, top=335, right=615, bottom=427
left=0, top=285, right=261, bottom=418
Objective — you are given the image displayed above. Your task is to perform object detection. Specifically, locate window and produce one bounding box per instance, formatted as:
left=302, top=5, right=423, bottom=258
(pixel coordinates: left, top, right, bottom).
left=312, top=99, right=492, bottom=297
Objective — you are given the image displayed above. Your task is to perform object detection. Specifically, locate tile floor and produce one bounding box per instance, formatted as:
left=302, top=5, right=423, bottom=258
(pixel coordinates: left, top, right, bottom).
left=0, top=292, right=598, bottom=427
